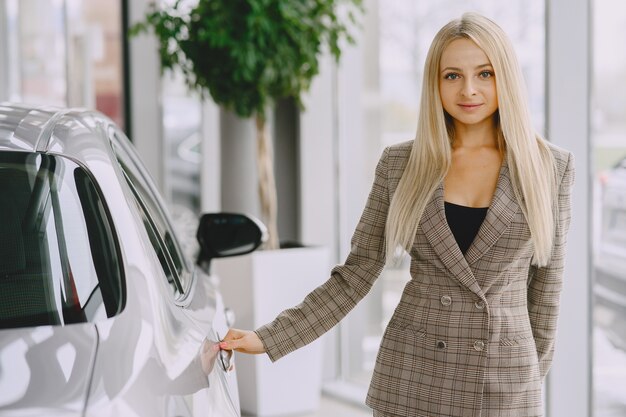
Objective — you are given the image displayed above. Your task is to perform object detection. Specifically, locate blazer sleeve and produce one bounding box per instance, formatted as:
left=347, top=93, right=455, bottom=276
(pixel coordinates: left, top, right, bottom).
left=527, top=151, right=575, bottom=381
left=254, top=147, right=391, bottom=362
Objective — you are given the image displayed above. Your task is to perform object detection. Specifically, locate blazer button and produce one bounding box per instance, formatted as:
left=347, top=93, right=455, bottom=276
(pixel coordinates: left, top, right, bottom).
left=436, top=340, right=447, bottom=350
left=440, top=295, right=452, bottom=306
left=474, top=300, right=485, bottom=310
left=473, top=340, right=485, bottom=351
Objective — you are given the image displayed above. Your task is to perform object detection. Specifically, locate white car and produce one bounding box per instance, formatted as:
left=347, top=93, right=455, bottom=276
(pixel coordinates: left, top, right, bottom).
left=0, top=103, right=265, bottom=416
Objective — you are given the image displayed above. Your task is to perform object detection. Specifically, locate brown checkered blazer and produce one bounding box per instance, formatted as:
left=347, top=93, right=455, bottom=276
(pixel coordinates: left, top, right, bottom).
left=255, top=140, right=575, bottom=417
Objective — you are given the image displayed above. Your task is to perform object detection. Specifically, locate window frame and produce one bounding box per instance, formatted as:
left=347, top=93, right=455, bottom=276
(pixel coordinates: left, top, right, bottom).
left=107, top=126, right=194, bottom=303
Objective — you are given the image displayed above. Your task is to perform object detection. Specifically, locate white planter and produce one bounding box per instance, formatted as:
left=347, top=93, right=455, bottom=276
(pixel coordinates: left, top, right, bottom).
left=214, top=246, right=329, bottom=416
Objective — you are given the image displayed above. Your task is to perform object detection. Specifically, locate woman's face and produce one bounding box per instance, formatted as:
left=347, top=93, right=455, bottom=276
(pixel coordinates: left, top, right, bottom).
left=438, top=38, right=498, bottom=131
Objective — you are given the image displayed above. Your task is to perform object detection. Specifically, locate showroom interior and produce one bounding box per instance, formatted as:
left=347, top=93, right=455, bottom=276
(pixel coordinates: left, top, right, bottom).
left=1, top=0, right=625, bottom=416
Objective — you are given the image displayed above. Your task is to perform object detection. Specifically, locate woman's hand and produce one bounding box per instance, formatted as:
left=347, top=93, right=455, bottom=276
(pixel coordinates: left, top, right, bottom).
left=219, top=328, right=266, bottom=354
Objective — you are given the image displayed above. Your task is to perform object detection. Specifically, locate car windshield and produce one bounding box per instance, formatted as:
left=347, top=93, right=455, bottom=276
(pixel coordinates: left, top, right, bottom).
left=0, top=152, right=124, bottom=329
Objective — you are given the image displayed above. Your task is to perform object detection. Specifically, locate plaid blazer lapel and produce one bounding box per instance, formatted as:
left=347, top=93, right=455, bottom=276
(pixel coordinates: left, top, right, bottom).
left=420, top=183, right=483, bottom=297
left=464, top=156, right=520, bottom=266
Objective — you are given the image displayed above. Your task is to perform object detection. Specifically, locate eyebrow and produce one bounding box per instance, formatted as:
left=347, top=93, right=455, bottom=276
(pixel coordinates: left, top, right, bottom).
left=440, top=64, right=493, bottom=73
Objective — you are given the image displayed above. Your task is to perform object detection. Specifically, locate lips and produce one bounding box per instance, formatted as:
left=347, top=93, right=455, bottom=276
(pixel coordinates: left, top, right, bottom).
left=457, top=103, right=484, bottom=112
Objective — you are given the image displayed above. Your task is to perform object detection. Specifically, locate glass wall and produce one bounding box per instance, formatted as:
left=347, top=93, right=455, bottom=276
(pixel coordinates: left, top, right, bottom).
left=6, top=0, right=67, bottom=106
left=162, top=69, right=202, bottom=214
left=592, top=1, right=626, bottom=415
left=66, top=0, right=126, bottom=129
left=1, top=0, right=200, bottom=218
left=1, top=0, right=125, bottom=129
left=159, top=0, right=202, bottom=215
left=337, top=0, right=546, bottom=391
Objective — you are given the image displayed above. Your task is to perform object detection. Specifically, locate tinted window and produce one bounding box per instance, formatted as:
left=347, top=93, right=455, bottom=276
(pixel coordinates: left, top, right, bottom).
left=0, top=152, right=124, bottom=329
left=124, top=170, right=184, bottom=297
left=109, top=129, right=191, bottom=297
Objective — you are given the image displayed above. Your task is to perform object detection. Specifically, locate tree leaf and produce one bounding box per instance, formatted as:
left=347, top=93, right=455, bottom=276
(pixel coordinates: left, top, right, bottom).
left=129, top=0, right=363, bottom=118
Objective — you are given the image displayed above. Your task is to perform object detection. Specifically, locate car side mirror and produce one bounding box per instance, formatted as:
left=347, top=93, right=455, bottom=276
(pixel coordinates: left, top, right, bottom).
left=196, top=213, right=267, bottom=272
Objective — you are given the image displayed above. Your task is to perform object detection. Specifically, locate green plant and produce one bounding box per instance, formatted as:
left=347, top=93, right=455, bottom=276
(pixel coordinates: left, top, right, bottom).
left=131, top=0, right=363, bottom=249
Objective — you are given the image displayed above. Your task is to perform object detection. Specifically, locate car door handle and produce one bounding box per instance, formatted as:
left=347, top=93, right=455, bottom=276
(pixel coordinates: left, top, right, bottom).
left=216, top=331, right=235, bottom=372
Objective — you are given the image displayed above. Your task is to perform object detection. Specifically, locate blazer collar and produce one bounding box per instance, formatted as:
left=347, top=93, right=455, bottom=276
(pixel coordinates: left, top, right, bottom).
left=420, top=156, right=520, bottom=295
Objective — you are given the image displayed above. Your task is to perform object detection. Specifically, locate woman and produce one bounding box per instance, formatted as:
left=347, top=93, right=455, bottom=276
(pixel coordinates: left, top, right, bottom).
left=219, top=12, right=575, bottom=417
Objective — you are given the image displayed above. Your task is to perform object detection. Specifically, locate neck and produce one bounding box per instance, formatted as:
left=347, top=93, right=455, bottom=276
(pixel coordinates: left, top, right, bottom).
left=452, top=121, right=498, bottom=150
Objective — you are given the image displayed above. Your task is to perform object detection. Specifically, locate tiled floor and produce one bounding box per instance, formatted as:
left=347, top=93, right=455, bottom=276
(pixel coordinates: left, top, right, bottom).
left=303, top=395, right=372, bottom=417
left=593, top=307, right=626, bottom=416
left=241, top=395, right=372, bottom=417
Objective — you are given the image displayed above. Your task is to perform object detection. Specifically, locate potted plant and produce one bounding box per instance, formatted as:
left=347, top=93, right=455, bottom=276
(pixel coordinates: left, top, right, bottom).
left=130, top=0, right=362, bottom=250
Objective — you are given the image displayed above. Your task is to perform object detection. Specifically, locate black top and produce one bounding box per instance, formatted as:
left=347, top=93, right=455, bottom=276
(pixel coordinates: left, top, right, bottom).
left=444, top=201, right=489, bottom=255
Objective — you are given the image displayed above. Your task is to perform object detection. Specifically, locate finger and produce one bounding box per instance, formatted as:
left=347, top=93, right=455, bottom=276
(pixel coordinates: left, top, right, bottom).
left=219, top=331, right=244, bottom=350
left=222, top=328, right=243, bottom=342
left=219, top=339, right=235, bottom=350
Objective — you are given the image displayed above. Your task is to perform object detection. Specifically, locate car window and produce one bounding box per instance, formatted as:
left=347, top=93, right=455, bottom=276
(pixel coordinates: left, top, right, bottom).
left=0, top=152, right=124, bottom=329
left=108, top=128, right=191, bottom=298
left=123, top=169, right=184, bottom=297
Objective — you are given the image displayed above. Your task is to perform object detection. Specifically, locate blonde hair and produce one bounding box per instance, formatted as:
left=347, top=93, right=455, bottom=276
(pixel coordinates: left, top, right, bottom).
left=385, top=12, right=558, bottom=267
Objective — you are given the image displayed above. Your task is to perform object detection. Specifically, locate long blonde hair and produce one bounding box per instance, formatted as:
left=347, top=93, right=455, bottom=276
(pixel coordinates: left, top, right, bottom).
left=385, top=12, right=558, bottom=267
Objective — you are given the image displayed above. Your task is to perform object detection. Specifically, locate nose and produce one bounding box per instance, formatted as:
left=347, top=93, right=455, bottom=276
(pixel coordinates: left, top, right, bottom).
left=461, top=77, right=477, bottom=96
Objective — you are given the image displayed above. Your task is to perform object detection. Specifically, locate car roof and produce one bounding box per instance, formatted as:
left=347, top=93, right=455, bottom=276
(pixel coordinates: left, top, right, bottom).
left=0, top=102, right=125, bottom=175
left=0, top=102, right=109, bottom=154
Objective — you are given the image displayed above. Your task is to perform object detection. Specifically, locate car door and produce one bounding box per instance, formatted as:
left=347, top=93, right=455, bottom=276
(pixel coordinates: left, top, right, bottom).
left=106, top=127, right=240, bottom=416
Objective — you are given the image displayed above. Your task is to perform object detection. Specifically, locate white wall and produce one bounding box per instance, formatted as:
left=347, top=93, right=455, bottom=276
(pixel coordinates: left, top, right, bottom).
left=299, top=53, right=339, bottom=261
left=298, top=50, right=341, bottom=382
left=0, top=1, right=8, bottom=101
left=127, top=0, right=164, bottom=190
left=546, top=0, right=592, bottom=416
left=200, top=100, right=221, bottom=213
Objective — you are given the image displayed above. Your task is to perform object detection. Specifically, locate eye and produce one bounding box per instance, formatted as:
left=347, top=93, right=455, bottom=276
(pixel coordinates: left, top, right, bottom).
left=444, top=73, right=460, bottom=80
left=479, top=70, right=494, bottom=79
